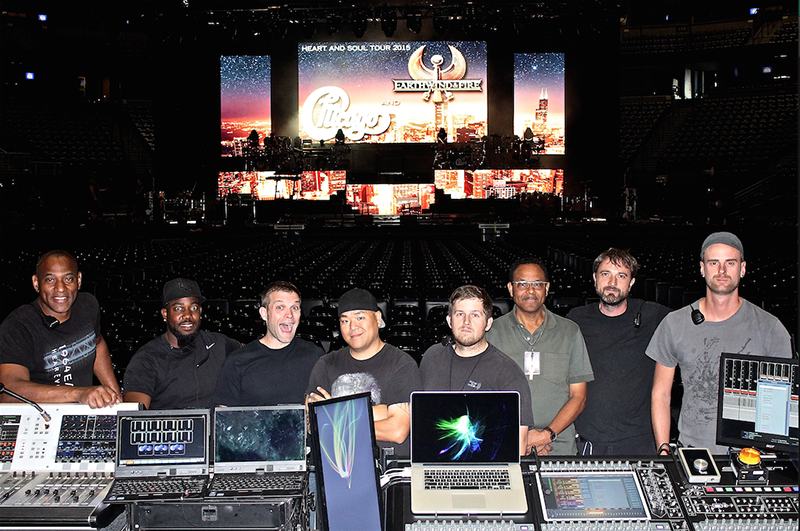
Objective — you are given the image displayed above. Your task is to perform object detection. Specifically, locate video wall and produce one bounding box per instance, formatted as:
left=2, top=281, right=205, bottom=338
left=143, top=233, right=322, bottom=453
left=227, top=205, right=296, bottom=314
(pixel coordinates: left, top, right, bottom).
left=218, top=169, right=562, bottom=215
left=220, top=56, right=272, bottom=157
left=513, top=53, right=565, bottom=154
left=298, top=41, right=487, bottom=143
left=217, top=47, right=567, bottom=211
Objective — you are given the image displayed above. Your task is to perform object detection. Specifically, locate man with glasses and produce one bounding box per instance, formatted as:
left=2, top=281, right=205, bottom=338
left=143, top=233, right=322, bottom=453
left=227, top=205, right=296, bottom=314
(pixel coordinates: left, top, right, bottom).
left=487, top=257, right=593, bottom=455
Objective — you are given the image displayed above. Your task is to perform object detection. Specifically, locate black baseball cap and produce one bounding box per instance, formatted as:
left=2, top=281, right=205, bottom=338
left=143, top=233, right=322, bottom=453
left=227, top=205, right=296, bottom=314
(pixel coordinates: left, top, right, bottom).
left=162, top=278, right=206, bottom=307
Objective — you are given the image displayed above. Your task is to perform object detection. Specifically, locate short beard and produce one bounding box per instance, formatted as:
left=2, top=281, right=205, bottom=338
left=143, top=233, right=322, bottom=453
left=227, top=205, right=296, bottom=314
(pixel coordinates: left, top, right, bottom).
left=168, top=324, right=200, bottom=348
left=597, top=288, right=627, bottom=306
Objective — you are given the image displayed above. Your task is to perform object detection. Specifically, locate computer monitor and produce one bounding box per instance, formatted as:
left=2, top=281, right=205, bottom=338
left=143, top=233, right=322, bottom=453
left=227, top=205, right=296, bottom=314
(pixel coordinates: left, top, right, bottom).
left=309, top=392, right=382, bottom=531
left=716, top=353, right=798, bottom=455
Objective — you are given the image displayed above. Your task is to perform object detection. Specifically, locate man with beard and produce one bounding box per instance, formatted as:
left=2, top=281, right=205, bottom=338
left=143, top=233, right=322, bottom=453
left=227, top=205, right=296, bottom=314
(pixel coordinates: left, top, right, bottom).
left=487, top=257, right=593, bottom=456
left=419, top=285, right=534, bottom=455
left=567, top=249, right=670, bottom=455
left=306, top=288, right=421, bottom=458
left=213, top=281, right=324, bottom=406
left=647, top=232, right=792, bottom=454
left=123, top=278, right=240, bottom=409
left=0, top=250, right=121, bottom=408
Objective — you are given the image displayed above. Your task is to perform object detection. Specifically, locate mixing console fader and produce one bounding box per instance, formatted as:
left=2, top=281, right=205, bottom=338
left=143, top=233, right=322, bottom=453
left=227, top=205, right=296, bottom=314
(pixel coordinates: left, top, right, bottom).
left=0, top=402, right=139, bottom=529
left=536, top=459, right=691, bottom=531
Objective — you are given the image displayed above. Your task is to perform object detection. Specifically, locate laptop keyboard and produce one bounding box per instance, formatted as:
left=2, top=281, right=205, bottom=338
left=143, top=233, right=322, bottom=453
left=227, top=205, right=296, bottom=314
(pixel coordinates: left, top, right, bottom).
left=424, top=469, right=511, bottom=490
left=107, top=477, right=207, bottom=500
left=207, top=473, right=305, bottom=496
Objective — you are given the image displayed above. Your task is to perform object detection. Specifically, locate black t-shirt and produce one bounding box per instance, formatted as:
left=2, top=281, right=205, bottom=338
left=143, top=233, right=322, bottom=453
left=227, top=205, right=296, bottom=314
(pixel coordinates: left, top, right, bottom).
left=306, top=343, right=421, bottom=456
left=123, top=330, right=240, bottom=410
left=567, top=299, right=671, bottom=445
left=213, top=337, right=324, bottom=406
left=0, top=294, right=101, bottom=388
left=420, top=341, right=535, bottom=428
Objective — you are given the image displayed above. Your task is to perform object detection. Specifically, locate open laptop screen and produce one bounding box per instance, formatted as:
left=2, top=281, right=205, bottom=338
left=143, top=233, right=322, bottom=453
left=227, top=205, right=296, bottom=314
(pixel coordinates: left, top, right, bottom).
left=116, top=409, right=209, bottom=471
left=411, top=391, right=521, bottom=464
left=214, top=405, right=306, bottom=473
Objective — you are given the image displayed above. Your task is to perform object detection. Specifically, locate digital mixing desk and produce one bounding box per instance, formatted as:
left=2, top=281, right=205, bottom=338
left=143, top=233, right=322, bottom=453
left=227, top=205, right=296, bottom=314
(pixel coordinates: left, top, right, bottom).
left=0, top=403, right=139, bottom=530
left=387, top=455, right=798, bottom=531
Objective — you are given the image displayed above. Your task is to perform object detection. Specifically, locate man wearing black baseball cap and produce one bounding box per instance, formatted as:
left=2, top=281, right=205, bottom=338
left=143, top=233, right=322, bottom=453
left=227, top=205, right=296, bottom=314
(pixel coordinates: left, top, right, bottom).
left=123, top=278, right=240, bottom=409
left=647, top=232, right=792, bottom=454
left=306, top=288, right=421, bottom=457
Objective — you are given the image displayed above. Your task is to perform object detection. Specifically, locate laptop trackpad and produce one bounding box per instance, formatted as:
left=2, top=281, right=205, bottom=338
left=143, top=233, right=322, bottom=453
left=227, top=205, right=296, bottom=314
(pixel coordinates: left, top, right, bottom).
left=452, top=493, right=486, bottom=509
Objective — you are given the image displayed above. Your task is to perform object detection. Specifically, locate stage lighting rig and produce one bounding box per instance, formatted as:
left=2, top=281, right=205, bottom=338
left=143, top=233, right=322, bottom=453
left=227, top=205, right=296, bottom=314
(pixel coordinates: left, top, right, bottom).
left=380, top=7, right=397, bottom=37
left=351, top=11, right=367, bottom=38
left=405, top=11, right=422, bottom=34
left=326, top=14, right=341, bottom=36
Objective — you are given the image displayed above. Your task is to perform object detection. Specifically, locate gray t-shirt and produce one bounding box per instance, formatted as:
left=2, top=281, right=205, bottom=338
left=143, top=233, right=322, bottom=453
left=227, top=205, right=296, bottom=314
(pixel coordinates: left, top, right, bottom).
left=646, top=299, right=792, bottom=454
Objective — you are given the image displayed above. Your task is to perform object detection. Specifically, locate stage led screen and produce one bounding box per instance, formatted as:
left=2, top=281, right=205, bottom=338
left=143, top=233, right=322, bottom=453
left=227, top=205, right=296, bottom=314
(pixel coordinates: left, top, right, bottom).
left=346, top=184, right=436, bottom=215
left=298, top=41, right=487, bottom=143
left=435, top=169, right=564, bottom=199
left=218, top=171, right=346, bottom=201
left=513, top=53, right=565, bottom=154
left=221, top=55, right=272, bottom=157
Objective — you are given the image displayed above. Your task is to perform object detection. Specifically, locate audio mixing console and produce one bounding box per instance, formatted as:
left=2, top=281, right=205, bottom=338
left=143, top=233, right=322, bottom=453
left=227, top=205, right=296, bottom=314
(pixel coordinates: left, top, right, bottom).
left=0, top=403, right=139, bottom=530
left=389, top=456, right=798, bottom=531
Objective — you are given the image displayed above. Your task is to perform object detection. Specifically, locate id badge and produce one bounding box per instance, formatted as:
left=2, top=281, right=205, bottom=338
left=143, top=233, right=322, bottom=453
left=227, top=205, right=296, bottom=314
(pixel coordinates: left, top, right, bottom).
left=524, top=351, right=540, bottom=380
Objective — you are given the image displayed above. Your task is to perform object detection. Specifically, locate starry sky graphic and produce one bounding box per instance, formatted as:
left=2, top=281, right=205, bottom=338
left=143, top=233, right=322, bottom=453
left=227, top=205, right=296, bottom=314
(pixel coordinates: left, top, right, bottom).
left=514, top=53, right=565, bottom=115
left=220, top=55, right=272, bottom=120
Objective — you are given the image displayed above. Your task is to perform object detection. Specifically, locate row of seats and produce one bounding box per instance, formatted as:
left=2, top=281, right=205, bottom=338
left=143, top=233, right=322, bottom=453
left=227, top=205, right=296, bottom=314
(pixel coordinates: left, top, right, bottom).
left=3, top=230, right=795, bottom=382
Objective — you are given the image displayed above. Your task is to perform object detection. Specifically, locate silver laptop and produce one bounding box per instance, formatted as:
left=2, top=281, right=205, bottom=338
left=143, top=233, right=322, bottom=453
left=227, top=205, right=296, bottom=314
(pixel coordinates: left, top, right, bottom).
left=207, top=405, right=307, bottom=497
left=106, top=408, right=211, bottom=502
left=410, top=391, right=528, bottom=515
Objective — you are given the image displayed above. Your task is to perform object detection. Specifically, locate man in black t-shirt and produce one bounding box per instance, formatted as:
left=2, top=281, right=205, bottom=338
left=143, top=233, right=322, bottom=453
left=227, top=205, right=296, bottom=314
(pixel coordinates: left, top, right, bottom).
left=123, top=278, right=240, bottom=410
left=568, top=248, right=671, bottom=456
left=420, top=285, right=535, bottom=456
left=0, top=250, right=121, bottom=408
left=306, top=288, right=421, bottom=456
left=214, top=281, right=324, bottom=406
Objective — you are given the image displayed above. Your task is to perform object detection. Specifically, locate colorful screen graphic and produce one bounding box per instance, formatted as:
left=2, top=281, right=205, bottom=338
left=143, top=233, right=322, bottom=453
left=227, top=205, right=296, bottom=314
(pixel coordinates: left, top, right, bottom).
left=298, top=41, right=487, bottom=143
left=313, top=394, right=381, bottom=531
left=221, top=55, right=272, bottom=157
left=513, top=53, right=565, bottom=154
left=435, top=169, right=564, bottom=198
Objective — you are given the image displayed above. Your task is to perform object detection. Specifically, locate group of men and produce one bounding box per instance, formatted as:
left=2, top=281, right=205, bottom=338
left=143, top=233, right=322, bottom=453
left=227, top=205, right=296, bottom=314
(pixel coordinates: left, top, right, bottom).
left=0, top=231, right=792, bottom=459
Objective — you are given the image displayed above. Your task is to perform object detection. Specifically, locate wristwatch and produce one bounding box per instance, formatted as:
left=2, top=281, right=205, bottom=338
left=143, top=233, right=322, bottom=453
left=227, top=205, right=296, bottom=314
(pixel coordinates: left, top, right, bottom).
left=543, top=426, right=557, bottom=442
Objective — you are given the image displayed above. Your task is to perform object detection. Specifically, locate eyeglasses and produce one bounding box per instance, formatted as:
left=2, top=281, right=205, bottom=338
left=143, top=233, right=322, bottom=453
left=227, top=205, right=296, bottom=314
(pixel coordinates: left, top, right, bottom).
left=512, top=280, right=549, bottom=290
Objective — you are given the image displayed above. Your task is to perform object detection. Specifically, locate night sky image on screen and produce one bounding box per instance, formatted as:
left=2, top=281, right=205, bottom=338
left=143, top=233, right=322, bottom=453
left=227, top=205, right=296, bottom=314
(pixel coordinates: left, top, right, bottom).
left=514, top=53, right=565, bottom=154
left=220, top=55, right=271, bottom=155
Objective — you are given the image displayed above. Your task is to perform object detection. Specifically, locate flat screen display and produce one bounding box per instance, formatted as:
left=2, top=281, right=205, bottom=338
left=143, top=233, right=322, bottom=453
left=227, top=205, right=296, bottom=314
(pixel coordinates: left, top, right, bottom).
left=538, top=471, right=650, bottom=521
left=513, top=53, right=565, bottom=154
left=116, top=411, right=208, bottom=468
left=717, top=353, right=798, bottom=454
left=298, top=41, right=487, bottom=143
left=435, top=169, right=564, bottom=198
left=310, top=392, right=382, bottom=531
left=221, top=55, right=271, bottom=157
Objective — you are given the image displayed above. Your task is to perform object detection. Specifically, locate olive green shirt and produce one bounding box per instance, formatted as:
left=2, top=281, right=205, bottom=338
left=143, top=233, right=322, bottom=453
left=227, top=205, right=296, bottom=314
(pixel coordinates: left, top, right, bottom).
left=487, top=306, right=594, bottom=455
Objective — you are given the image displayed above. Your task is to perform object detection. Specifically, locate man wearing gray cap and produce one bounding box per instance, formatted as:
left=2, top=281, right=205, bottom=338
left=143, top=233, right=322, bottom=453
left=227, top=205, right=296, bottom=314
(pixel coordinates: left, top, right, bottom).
left=306, top=288, right=421, bottom=456
left=647, top=232, right=792, bottom=454
left=123, top=278, right=240, bottom=409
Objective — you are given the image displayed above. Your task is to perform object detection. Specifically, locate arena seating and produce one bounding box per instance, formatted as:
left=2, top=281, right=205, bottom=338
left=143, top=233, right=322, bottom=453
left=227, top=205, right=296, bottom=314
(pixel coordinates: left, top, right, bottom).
left=2, top=228, right=794, bottom=379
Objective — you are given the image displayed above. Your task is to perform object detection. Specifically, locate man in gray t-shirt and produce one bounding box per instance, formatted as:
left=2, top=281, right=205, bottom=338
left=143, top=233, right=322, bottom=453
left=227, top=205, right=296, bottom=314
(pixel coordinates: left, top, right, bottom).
left=647, top=232, right=792, bottom=455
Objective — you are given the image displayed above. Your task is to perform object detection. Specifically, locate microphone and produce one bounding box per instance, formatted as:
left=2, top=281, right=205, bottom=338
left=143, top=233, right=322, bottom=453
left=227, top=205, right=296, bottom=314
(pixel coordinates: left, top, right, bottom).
left=634, top=312, right=641, bottom=329
left=0, top=382, right=52, bottom=422
left=690, top=304, right=705, bottom=325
